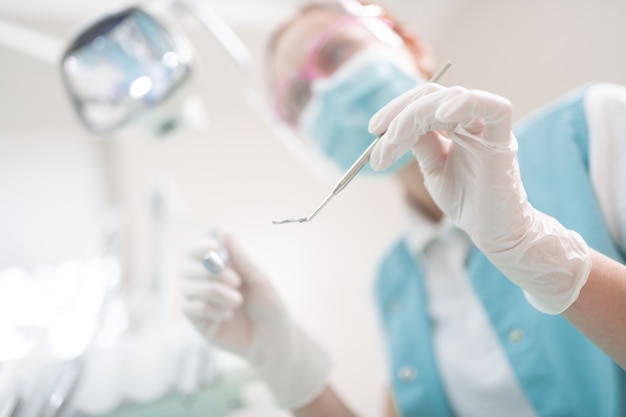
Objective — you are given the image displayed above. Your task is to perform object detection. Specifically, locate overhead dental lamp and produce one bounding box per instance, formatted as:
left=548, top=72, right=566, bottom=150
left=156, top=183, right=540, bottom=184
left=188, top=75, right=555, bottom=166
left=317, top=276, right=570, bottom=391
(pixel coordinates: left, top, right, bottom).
left=60, top=7, right=193, bottom=135
left=0, top=0, right=252, bottom=136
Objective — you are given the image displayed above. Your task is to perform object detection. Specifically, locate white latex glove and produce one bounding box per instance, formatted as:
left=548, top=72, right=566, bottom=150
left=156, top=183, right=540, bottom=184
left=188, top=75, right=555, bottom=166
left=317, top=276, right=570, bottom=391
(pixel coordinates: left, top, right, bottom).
left=181, top=233, right=331, bottom=409
left=369, top=84, right=591, bottom=314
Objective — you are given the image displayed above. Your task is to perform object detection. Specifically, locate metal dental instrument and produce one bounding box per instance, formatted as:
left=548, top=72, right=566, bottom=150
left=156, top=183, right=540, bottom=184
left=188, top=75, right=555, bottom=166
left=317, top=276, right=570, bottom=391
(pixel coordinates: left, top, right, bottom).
left=201, top=243, right=230, bottom=340
left=273, top=61, right=452, bottom=225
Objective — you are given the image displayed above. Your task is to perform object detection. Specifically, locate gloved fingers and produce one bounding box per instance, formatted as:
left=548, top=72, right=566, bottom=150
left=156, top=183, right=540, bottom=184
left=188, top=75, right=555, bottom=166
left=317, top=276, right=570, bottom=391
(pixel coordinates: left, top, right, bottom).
left=188, top=235, right=229, bottom=262
left=368, top=82, right=446, bottom=134
left=370, top=88, right=464, bottom=170
left=182, top=261, right=242, bottom=288
left=182, top=299, right=235, bottom=322
left=435, top=89, right=513, bottom=144
left=370, top=140, right=412, bottom=172
left=222, top=234, right=269, bottom=289
left=412, top=131, right=452, bottom=175
left=181, top=279, right=243, bottom=309
left=381, top=86, right=467, bottom=146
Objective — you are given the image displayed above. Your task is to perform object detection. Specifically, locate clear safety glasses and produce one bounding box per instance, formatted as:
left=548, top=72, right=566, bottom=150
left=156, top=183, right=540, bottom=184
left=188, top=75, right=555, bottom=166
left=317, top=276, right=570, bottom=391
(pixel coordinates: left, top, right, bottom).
left=273, top=14, right=404, bottom=125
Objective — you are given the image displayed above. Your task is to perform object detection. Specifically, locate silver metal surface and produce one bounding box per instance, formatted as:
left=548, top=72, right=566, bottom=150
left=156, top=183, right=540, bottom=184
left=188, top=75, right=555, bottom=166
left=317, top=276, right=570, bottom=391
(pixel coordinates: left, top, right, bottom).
left=202, top=250, right=227, bottom=274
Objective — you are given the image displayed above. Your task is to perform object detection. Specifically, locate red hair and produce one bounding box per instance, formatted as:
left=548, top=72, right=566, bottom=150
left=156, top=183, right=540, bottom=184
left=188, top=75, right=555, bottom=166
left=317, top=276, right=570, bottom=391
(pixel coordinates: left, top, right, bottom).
left=265, top=1, right=436, bottom=90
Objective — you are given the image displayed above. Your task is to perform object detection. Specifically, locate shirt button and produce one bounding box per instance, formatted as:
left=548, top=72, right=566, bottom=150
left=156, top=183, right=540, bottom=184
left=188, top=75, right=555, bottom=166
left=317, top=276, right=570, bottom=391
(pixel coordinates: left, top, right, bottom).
left=388, top=300, right=402, bottom=313
left=509, top=328, right=524, bottom=344
left=397, top=366, right=417, bottom=382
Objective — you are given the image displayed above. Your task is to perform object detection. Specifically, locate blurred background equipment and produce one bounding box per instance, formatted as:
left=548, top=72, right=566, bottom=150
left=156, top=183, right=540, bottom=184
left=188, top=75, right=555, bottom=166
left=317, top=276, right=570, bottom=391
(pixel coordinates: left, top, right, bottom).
left=60, top=6, right=194, bottom=135
left=0, top=1, right=281, bottom=415
left=2, top=1, right=626, bottom=416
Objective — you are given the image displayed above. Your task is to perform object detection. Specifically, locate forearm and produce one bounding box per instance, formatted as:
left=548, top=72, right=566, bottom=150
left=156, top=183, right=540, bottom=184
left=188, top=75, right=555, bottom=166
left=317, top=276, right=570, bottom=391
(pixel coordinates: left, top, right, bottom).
left=563, top=249, right=626, bottom=369
left=293, top=386, right=359, bottom=417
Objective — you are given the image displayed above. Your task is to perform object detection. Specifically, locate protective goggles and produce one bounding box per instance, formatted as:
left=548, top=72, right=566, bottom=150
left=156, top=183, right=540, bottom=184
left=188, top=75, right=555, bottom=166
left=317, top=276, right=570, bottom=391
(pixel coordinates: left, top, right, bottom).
left=273, top=14, right=404, bottom=125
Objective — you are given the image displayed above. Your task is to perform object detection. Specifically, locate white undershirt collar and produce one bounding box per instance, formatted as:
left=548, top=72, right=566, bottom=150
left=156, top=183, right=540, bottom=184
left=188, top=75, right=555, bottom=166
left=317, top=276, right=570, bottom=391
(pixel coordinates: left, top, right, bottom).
left=403, top=206, right=454, bottom=255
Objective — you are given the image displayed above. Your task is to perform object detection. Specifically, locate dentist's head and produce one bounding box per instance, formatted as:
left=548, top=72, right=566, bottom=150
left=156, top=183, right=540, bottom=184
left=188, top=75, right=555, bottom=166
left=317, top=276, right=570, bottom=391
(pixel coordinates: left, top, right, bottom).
left=267, top=1, right=443, bottom=220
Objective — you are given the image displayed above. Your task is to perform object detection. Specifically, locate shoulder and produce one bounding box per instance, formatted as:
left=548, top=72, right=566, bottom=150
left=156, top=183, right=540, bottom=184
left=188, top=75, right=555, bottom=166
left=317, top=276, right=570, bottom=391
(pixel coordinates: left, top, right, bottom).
left=377, top=238, right=409, bottom=274
left=584, top=82, right=626, bottom=116
left=515, top=82, right=626, bottom=129
left=513, top=82, right=626, bottom=142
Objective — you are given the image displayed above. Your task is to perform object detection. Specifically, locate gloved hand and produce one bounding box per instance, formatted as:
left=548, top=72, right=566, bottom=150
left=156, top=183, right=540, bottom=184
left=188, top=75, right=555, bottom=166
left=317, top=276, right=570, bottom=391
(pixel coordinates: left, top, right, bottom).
left=181, top=233, right=331, bottom=408
left=368, top=84, right=591, bottom=314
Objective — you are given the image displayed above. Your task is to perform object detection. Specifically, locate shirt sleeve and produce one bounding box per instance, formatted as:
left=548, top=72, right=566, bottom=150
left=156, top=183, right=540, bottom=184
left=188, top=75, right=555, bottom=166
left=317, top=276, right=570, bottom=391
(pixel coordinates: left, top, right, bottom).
left=585, top=83, right=626, bottom=254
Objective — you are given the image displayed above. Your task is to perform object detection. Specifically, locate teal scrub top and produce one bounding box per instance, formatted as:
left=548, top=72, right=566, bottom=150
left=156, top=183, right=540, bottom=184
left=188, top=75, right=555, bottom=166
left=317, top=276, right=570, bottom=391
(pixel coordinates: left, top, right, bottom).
left=376, top=84, right=626, bottom=417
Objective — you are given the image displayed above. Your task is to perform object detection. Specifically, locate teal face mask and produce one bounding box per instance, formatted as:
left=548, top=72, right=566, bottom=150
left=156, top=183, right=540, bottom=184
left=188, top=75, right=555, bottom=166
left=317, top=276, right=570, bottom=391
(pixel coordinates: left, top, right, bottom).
left=299, top=49, right=424, bottom=174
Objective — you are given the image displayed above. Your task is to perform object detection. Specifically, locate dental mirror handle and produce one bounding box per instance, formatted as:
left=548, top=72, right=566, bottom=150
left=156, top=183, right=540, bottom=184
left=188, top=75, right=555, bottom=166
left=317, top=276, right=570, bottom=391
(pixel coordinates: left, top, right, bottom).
left=331, top=61, right=452, bottom=195
left=273, top=61, right=452, bottom=225
left=333, top=135, right=381, bottom=194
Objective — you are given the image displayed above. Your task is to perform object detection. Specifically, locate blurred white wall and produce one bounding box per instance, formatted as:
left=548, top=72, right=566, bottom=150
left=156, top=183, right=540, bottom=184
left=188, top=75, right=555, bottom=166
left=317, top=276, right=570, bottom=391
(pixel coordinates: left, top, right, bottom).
left=427, top=0, right=626, bottom=121
left=2, top=0, right=626, bottom=415
left=0, top=40, right=115, bottom=268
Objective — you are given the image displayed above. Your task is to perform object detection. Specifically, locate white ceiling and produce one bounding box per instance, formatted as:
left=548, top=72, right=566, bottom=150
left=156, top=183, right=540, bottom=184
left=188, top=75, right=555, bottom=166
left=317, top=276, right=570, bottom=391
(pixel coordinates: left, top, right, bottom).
left=0, top=0, right=468, bottom=39
left=0, top=0, right=470, bottom=132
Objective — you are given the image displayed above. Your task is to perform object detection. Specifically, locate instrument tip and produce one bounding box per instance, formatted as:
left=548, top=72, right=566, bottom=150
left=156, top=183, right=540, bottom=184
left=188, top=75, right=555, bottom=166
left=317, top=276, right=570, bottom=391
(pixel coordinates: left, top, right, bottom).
left=272, top=216, right=307, bottom=225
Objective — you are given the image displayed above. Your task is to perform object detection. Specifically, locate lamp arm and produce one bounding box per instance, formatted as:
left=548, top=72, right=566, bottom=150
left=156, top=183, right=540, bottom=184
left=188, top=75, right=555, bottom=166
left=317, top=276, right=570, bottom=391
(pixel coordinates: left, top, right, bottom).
left=167, top=0, right=252, bottom=70
left=0, top=18, right=63, bottom=65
